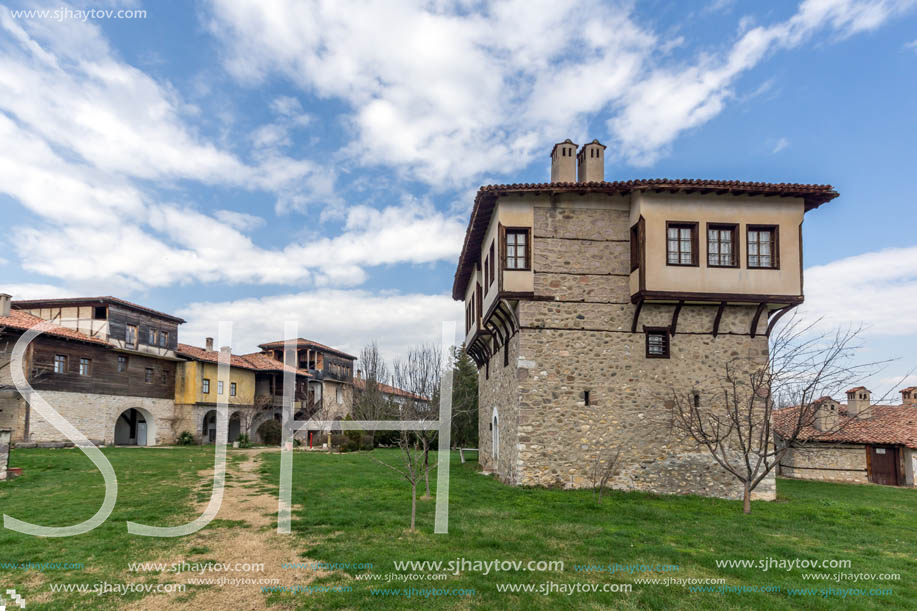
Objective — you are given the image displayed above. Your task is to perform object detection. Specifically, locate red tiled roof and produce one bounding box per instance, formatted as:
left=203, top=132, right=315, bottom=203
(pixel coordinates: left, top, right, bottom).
left=0, top=310, right=109, bottom=345
left=846, top=386, right=868, bottom=393
left=452, top=179, right=839, bottom=300
left=176, top=343, right=259, bottom=370
left=354, top=377, right=427, bottom=401
left=774, top=405, right=917, bottom=449
left=257, top=338, right=356, bottom=360
left=900, top=387, right=917, bottom=393
left=238, top=352, right=312, bottom=377
left=12, top=296, right=185, bottom=323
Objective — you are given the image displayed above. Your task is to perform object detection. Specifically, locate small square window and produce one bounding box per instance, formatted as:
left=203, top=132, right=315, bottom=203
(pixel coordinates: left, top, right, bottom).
left=707, top=224, right=738, bottom=267
left=92, top=306, right=107, bottom=320
left=666, top=222, right=698, bottom=266
left=645, top=328, right=670, bottom=358
left=747, top=225, right=779, bottom=269
left=504, top=229, right=530, bottom=270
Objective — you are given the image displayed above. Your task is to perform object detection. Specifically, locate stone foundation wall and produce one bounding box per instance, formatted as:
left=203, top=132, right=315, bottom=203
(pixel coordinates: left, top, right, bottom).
left=25, top=391, right=177, bottom=445
left=0, top=428, right=10, bottom=481
left=779, top=444, right=869, bottom=484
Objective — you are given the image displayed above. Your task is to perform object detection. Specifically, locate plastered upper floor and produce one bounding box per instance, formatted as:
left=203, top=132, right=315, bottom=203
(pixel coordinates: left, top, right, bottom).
left=464, top=191, right=806, bottom=346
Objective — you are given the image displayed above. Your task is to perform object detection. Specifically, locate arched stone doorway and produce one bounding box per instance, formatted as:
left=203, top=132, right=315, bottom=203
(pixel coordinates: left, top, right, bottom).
left=114, top=408, right=155, bottom=446
left=228, top=412, right=242, bottom=443
left=202, top=410, right=218, bottom=443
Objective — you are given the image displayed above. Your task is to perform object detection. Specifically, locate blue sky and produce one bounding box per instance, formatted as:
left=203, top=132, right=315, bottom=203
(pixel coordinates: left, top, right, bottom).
left=0, top=0, right=915, bottom=395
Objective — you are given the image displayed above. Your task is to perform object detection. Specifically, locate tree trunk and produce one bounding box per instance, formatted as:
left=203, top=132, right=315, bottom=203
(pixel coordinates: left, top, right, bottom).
left=743, top=481, right=752, bottom=514
left=410, top=480, right=417, bottom=532
left=423, top=442, right=431, bottom=499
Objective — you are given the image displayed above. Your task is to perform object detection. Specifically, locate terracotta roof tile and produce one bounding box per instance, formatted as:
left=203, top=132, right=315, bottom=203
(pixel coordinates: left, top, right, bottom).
left=452, top=179, right=839, bottom=299
left=239, top=352, right=312, bottom=377
left=176, top=343, right=258, bottom=370
left=257, top=338, right=356, bottom=360
left=774, top=405, right=917, bottom=449
left=846, top=386, right=868, bottom=393
left=12, top=296, right=185, bottom=323
left=354, top=378, right=427, bottom=401
left=0, top=310, right=109, bottom=345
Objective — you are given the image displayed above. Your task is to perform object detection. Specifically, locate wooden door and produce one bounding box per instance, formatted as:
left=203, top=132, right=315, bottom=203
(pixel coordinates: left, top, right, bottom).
left=868, top=446, right=900, bottom=486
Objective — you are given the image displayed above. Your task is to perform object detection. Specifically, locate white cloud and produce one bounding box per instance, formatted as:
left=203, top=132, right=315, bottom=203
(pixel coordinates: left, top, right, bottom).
left=773, top=136, right=790, bottom=153
left=800, top=245, right=917, bottom=336
left=0, top=283, right=77, bottom=300
left=177, top=290, right=464, bottom=364
left=906, top=39, right=917, bottom=51
left=213, top=209, right=266, bottom=230
left=207, top=0, right=916, bottom=177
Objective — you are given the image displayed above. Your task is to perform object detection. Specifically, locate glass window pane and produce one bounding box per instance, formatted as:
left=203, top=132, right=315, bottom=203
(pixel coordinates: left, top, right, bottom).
left=668, top=227, right=678, bottom=239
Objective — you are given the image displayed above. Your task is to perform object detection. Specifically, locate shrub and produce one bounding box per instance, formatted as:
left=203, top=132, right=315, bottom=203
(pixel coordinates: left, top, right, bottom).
left=257, top=420, right=282, bottom=446
left=236, top=433, right=251, bottom=449
left=176, top=431, right=194, bottom=446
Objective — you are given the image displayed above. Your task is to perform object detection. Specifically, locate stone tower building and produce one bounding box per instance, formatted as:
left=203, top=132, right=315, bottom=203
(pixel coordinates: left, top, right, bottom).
left=452, top=140, right=838, bottom=500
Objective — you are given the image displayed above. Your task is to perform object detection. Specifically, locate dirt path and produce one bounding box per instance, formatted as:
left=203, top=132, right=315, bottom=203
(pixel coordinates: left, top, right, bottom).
left=125, top=449, right=325, bottom=610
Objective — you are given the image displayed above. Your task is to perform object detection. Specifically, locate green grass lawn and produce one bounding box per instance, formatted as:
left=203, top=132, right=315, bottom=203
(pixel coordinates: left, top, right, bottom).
left=1, top=447, right=915, bottom=610
left=0, top=446, right=246, bottom=609
left=263, top=449, right=917, bottom=610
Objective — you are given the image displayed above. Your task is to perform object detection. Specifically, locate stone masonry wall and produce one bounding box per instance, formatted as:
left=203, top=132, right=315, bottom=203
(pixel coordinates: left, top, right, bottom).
left=26, top=391, right=177, bottom=445
left=0, top=428, right=10, bottom=481
left=780, top=444, right=869, bottom=484
left=478, top=333, right=521, bottom=481
left=477, top=201, right=777, bottom=501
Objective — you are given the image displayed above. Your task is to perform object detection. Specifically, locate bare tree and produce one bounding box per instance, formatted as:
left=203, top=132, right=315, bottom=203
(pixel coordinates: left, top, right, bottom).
left=589, top=444, right=622, bottom=504
left=392, top=344, right=441, bottom=500
left=669, top=313, right=892, bottom=514
left=353, top=341, right=392, bottom=446
left=371, top=431, right=437, bottom=533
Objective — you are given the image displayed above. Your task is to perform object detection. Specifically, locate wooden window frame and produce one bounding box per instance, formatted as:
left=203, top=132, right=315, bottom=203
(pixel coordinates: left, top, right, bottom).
left=230, top=382, right=237, bottom=397
left=217, top=380, right=224, bottom=395
left=161, top=369, right=168, bottom=384
left=79, top=357, right=91, bottom=376
left=126, top=325, right=138, bottom=348
left=53, top=354, right=67, bottom=374
left=706, top=223, right=739, bottom=268
left=502, top=227, right=531, bottom=271
left=145, top=367, right=154, bottom=384
left=160, top=330, right=169, bottom=348
left=747, top=224, right=780, bottom=270
left=117, top=355, right=128, bottom=373
left=202, top=378, right=210, bottom=393
left=665, top=221, right=699, bottom=267
left=644, top=326, right=671, bottom=359
left=489, top=241, right=496, bottom=285
left=148, top=328, right=157, bottom=345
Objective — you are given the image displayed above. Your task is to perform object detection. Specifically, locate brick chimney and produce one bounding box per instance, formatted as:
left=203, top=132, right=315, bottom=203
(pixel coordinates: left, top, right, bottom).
left=901, top=387, right=917, bottom=406
left=846, top=386, right=871, bottom=419
left=550, top=139, right=577, bottom=182
left=813, top=397, right=840, bottom=431
left=577, top=139, right=606, bottom=182
left=205, top=337, right=214, bottom=352
left=0, top=293, right=10, bottom=317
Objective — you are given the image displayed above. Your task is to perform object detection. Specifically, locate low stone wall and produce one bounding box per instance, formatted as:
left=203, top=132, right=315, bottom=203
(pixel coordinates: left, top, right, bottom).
left=779, top=444, right=868, bottom=484
left=25, top=391, right=176, bottom=446
left=0, top=428, right=10, bottom=481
